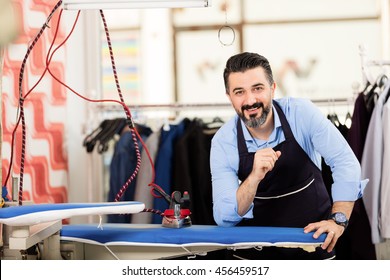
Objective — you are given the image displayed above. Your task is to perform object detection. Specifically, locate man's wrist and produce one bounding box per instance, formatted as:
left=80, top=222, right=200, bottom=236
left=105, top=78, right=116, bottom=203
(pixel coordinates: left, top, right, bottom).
left=329, top=212, right=349, bottom=229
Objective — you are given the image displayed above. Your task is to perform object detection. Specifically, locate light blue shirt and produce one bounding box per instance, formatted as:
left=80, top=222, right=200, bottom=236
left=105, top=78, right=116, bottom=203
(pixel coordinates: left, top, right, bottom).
left=210, top=97, right=368, bottom=227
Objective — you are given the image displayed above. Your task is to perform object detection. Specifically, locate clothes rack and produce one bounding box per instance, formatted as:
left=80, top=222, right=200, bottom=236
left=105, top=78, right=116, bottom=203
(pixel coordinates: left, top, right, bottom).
left=97, top=98, right=352, bottom=112
left=359, top=44, right=390, bottom=86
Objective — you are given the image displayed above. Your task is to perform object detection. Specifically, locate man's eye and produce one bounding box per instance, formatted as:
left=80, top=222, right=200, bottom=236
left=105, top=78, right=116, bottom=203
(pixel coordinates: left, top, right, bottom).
left=254, top=87, right=263, bottom=92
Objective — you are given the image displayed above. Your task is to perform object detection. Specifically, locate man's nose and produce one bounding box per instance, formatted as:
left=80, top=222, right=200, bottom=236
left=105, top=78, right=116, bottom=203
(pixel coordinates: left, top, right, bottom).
left=245, top=91, right=257, bottom=105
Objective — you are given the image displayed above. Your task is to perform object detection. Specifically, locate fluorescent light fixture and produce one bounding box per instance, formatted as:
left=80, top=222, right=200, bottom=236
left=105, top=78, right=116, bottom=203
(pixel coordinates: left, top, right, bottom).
left=62, top=0, right=211, bottom=10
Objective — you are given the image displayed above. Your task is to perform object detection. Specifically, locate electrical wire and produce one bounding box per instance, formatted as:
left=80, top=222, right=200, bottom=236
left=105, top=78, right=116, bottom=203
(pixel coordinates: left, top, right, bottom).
left=99, top=10, right=168, bottom=216
left=99, top=10, right=142, bottom=203
left=5, top=2, right=168, bottom=217
left=4, top=3, right=124, bottom=204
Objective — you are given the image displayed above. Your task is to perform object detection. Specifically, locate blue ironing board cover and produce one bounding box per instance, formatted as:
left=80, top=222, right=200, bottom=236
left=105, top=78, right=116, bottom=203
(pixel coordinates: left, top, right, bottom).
left=0, top=202, right=145, bottom=226
left=60, top=224, right=326, bottom=247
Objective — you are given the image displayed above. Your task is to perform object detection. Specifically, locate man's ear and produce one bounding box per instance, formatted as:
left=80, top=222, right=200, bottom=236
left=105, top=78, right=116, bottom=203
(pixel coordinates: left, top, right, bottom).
left=271, top=82, right=276, bottom=98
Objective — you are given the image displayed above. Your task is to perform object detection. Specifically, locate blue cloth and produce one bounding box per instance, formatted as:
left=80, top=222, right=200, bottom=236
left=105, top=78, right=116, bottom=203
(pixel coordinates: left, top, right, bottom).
left=2, top=186, right=10, bottom=201
left=210, top=97, right=368, bottom=227
left=108, top=125, right=151, bottom=223
left=152, top=120, right=187, bottom=224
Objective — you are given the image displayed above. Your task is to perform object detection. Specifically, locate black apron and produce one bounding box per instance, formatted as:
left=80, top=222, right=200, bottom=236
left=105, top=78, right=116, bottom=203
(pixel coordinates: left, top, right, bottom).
left=235, top=101, right=334, bottom=259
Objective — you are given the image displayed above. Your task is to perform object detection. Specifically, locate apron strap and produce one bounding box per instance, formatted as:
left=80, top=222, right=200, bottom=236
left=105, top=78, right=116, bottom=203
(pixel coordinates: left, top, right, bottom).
left=272, top=100, right=294, bottom=140
left=237, top=119, right=248, bottom=157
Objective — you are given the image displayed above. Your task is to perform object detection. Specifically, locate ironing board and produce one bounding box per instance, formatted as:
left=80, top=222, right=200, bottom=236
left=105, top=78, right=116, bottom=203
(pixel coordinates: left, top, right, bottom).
left=0, top=201, right=145, bottom=226
left=59, top=223, right=327, bottom=260
left=0, top=202, right=326, bottom=260
left=0, top=201, right=145, bottom=254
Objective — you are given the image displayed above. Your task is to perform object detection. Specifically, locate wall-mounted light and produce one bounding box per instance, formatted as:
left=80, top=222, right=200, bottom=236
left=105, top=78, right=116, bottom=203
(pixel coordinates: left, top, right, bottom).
left=62, top=0, right=211, bottom=10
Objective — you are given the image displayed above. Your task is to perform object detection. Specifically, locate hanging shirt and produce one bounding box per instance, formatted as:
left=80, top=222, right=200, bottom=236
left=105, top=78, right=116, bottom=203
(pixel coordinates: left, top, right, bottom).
left=210, top=97, right=368, bottom=227
left=107, top=125, right=152, bottom=223
left=362, top=82, right=390, bottom=243
left=132, top=130, right=161, bottom=224
left=172, top=119, right=216, bottom=225
left=340, top=92, right=377, bottom=260
left=381, top=97, right=390, bottom=238
left=152, top=119, right=188, bottom=224
left=348, top=92, right=375, bottom=162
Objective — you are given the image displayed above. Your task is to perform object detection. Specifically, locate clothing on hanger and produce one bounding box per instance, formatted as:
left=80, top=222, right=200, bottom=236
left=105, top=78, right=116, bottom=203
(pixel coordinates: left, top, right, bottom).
left=83, top=118, right=127, bottom=153
left=107, top=123, right=152, bottom=223
left=172, top=119, right=216, bottom=225
left=151, top=119, right=189, bottom=224
left=321, top=94, right=377, bottom=259
left=361, top=81, right=390, bottom=244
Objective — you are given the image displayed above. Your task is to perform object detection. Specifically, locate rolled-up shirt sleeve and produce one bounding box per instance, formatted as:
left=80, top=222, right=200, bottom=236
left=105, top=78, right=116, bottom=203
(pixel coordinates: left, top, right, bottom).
left=210, top=121, right=253, bottom=227
left=295, top=98, right=368, bottom=202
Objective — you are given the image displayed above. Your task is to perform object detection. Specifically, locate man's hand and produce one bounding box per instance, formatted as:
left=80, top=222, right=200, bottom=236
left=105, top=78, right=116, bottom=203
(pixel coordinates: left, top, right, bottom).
left=303, top=220, right=345, bottom=253
left=236, top=148, right=281, bottom=216
left=304, top=202, right=353, bottom=252
left=252, top=148, right=281, bottom=181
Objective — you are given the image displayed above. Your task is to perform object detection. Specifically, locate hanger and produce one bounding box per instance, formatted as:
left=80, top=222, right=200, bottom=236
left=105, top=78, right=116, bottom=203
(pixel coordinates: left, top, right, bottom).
left=83, top=120, right=110, bottom=153
left=363, top=82, right=379, bottom=112
left=97, top=118, right=127, bottom=153
left=211, top=116, right=225, bottom=124
left=328, top=113, right=340, bottom=127
left=327, top=99, right=340, bottom=128
left=385, top=85, right=390, bottom=103
left=203, top=116, right=225, bottom=129
left=360, top=81, right=371, bottom=95
left=344, top=112, right=352, bottom=129
left=83, top=118, right=127, bottom=153
left=376, top=74, right=388, bottom=92
left=162, top=117, right=170, bottom=131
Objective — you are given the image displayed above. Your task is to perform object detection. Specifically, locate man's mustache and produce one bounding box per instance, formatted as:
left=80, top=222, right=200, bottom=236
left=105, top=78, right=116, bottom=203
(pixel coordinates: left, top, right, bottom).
left=241, top=102, right=264, bottom=111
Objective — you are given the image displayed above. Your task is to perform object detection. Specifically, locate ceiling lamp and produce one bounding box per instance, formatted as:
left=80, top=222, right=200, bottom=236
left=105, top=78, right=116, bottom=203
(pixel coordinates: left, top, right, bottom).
left=62, top=0, right=211, bottom=10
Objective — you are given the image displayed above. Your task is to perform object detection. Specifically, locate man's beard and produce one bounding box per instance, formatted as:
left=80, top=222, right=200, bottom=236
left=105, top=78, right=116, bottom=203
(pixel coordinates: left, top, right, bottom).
left=237, top=102, right=271, bottom=128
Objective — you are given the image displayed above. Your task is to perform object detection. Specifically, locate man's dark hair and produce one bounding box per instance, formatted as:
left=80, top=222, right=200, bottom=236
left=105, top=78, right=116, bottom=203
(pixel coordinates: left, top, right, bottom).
left=223, top=52, right=274, bottom=93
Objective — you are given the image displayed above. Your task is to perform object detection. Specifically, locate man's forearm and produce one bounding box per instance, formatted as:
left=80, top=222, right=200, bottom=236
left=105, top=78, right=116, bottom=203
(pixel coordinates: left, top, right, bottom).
left=331, top=201, right=355, bottom=219
left=236, top=173, right=261, bottom=216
